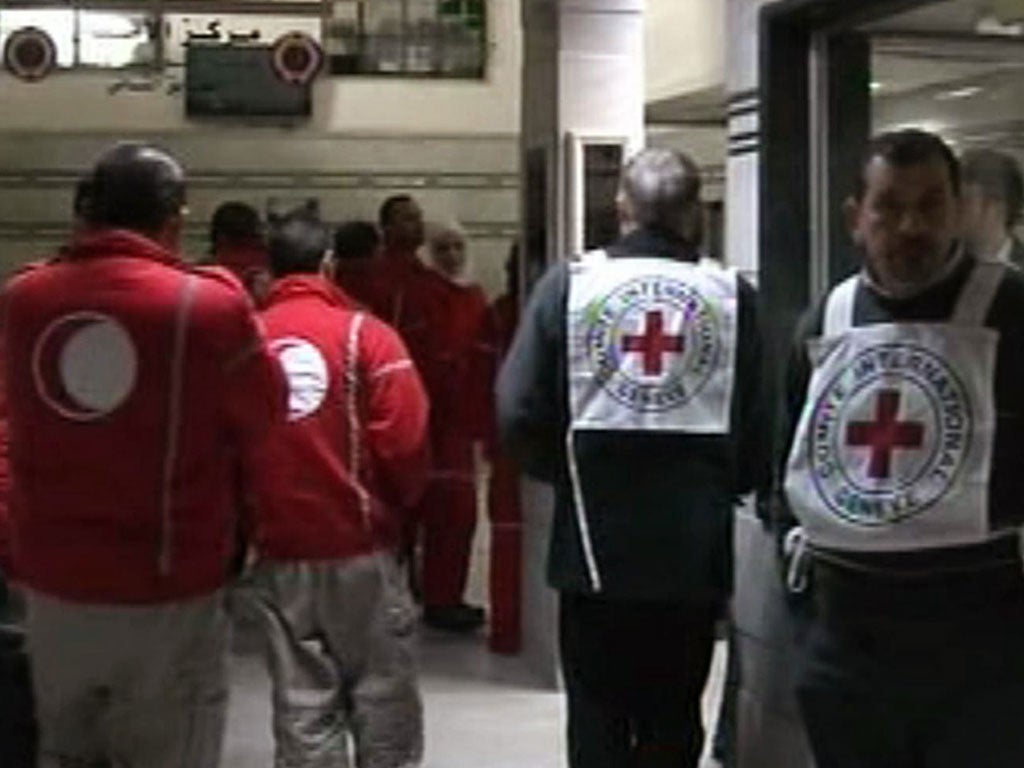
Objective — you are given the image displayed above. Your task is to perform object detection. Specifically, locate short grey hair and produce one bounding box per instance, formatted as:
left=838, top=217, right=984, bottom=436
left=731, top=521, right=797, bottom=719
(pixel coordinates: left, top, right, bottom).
left=620, top=148, right=702, bottom=244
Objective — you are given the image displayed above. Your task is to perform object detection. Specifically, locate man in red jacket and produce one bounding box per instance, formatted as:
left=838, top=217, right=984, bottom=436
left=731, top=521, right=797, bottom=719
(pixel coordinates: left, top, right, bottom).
left=243, top=207, right=430, bottom=767
left=418, top=222, right=489, bottom=632
left=209, top=200, right=272, bottom=304
left=331, top=219, right=387, bottom=311
left=1, top=143, right=286, bottom=768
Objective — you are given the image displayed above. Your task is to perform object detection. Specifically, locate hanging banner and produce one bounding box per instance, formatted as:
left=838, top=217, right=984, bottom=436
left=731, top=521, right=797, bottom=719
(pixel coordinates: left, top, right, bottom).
left=4, top=27, right=57, bottom=83
left=271, top=32, right=323, bottom=86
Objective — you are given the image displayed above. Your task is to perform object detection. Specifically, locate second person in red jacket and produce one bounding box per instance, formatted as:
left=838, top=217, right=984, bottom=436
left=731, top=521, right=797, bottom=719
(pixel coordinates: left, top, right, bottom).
left=241, top=207, right=431, bottom=768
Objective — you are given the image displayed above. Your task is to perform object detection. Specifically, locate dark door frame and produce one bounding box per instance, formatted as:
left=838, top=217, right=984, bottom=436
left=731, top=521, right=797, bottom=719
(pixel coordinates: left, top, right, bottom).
left=757, top=0, right=941, bottom=387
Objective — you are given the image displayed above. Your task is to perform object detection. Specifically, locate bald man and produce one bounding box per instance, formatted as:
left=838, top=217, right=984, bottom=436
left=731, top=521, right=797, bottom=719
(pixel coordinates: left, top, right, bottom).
left=2, top=142, right=285, bottom=767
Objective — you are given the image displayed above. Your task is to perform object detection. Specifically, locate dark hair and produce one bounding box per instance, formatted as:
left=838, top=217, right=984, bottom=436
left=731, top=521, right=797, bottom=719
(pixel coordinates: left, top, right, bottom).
left=379, top=194, right=414, bottom=228
left=210, top=201, right=262, bottom=248
left=85, top=142, right=186, bottom=234
left=333, top=220, right=380, bottom=262
left=267, top=206, right=330, bottom=278
left=854, top=129, right=960, bottom=201
left=961, top=148, right=1024, bottom=229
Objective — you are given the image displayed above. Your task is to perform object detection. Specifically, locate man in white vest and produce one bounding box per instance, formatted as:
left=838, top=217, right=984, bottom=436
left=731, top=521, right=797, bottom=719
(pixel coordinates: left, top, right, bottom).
left=782, top=129, right=1024, bottom=767
left=498, top=148, right=770, bottom=768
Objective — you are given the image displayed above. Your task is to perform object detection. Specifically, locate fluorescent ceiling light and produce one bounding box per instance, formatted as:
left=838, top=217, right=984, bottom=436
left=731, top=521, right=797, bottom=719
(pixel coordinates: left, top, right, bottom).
left=935, top=85, right=983, bottom=100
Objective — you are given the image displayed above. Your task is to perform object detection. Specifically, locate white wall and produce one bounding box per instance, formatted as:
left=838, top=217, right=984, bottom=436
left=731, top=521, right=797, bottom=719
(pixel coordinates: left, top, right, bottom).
left=645, top=0, right=726, bottom=104
left=647, top=124, right=727, bottom=200
left=0, top=2, right=521, bottom=295
left=0, top=3, right=520, bottom=135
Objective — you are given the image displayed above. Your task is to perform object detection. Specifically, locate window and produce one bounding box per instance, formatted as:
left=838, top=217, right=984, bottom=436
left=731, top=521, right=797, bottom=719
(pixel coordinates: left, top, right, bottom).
left=325, top=0, right=486, bottom=78
left=0, top=6, right=156, bottom=70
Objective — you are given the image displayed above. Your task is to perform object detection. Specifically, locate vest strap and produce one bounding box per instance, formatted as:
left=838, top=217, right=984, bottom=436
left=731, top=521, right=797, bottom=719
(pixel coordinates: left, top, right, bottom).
left=952, top=262, right=1006, bottom=327
left=822, top=275, right=859, bottom=336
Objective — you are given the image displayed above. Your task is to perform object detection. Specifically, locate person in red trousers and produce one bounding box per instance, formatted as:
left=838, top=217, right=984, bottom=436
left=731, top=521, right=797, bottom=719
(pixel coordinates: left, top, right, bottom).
left=416, top=221, right=489, bottom=632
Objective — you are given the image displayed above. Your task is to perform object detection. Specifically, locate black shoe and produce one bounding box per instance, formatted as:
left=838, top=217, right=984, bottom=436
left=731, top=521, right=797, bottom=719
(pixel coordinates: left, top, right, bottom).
left=423, top=604, right=486, bottom=633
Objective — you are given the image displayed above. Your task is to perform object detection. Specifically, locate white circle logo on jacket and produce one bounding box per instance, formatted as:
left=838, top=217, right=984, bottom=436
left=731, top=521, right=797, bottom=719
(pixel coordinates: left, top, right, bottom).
left=808, top=343, right=971, bottom=527
left=32, top=313, right=138, bottom=421
left=271, top=337, right=329, bottom=421
left=585, top=276, right=721, bottom=413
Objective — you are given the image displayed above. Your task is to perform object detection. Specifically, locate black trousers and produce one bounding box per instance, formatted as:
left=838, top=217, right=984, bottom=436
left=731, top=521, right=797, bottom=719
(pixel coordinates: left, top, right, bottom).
left=558, top=593, right=717, bottom=768
left=0, top=582, right=35, bottom=768
left=797, top=607, right=1024, bottom=768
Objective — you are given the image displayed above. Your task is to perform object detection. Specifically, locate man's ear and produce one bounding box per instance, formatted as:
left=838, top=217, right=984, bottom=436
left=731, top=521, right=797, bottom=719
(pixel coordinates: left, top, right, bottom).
left=842, top=196, right=863, bottom=245
left=157, top=211, right=184, bottom=252
left=616, top=190, right=635, bottom=232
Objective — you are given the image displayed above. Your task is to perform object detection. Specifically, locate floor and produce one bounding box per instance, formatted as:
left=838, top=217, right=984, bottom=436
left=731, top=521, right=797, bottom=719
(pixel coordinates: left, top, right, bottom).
left=222, top=624, right=728, bottom=768
left=223, top=486, right=728, bottom=767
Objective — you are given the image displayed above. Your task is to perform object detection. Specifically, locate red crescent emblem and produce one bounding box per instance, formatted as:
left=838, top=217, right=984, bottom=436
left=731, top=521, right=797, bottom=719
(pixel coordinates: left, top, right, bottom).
left=271, top=32, right=323, bottom=86
left=32, top=313, right=138, bottom=422
left=4, top=27, right=57, bottom=83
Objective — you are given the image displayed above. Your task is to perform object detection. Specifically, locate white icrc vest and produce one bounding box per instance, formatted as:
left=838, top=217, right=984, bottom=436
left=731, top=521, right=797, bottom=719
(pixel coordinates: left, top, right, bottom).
left=784, top=263, right=1006, bottom=553
left=567, top=251, right=739, bottom=434
left=564, top=250, right=739, bottom=592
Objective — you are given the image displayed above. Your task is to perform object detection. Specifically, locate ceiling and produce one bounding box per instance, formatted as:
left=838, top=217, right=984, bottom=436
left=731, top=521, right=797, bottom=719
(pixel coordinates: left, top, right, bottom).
left=647, top=0, right=1024, bottom=129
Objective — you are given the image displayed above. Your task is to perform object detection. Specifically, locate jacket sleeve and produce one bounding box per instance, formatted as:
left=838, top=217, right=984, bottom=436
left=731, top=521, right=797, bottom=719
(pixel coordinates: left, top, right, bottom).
left=496, top=262, right=568, bottom=483
left=220, top=293, right=288, bottom=445
left=734, top=278, right=773, bottom=508
left=360, top=316, right=431, bottom=510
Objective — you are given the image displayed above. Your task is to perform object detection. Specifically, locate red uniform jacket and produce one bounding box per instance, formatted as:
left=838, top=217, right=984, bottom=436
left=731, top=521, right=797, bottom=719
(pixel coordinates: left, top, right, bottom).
left=250, top=275, right=430, bottom=561
left=3, top=229, right=286, bottom=604
left=370, top=249, right=488, bottom=474
left=372, top=248, right=445, bottom=387
left=0, top=394, right=10, bottom=577
left=213, top=242, right=272, bottom=305
left=429, top=275, right=489, bottom=474
left=335, top=263, right=388, bottom=316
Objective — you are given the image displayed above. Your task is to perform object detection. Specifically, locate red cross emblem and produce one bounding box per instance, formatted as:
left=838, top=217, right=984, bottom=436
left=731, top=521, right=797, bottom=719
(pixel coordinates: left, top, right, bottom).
left=845, top=389, right=924, bottom=480
left=622, top=311, right=685, bottom=376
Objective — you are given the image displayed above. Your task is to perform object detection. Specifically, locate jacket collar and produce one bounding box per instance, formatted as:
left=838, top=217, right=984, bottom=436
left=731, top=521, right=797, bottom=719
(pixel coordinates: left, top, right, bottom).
left=265, top=273, right=356, bottom=309
left=606, top=227, right=700, bottom=263
left=65, top=228, right=182, bottom=266
left=859, top=243, right=968, bottom=302
left=213, top=242, right=269, bottom=274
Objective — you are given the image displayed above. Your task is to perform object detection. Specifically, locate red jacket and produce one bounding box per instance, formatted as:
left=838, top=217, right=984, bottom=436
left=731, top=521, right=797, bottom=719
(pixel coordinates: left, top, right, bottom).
left=428, top=275, right=489, bottom=473
left=0, top=393, right=10, bottom=577
left=2, top=229, right=286, bottom=604
left=213, top=242, right=272, bottom=305
left=372, top=249, right=445, bottom=385
left=250, top=275, right=430, bottom=561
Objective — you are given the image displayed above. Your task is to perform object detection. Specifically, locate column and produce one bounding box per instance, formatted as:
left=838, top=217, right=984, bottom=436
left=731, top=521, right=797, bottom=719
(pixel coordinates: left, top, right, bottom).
left=518, top=0, right=645, bottom=686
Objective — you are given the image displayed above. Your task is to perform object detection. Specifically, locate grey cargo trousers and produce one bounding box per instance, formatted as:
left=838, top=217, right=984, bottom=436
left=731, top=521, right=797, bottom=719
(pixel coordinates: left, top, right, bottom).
left=239, top=552, right=423, bottom=768
left=26, top=589, right=229, bottom=768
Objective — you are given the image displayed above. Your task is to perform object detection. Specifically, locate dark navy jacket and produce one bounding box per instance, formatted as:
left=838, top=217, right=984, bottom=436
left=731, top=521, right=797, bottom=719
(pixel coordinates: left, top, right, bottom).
left=497, top=229, right=771, bottom=606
